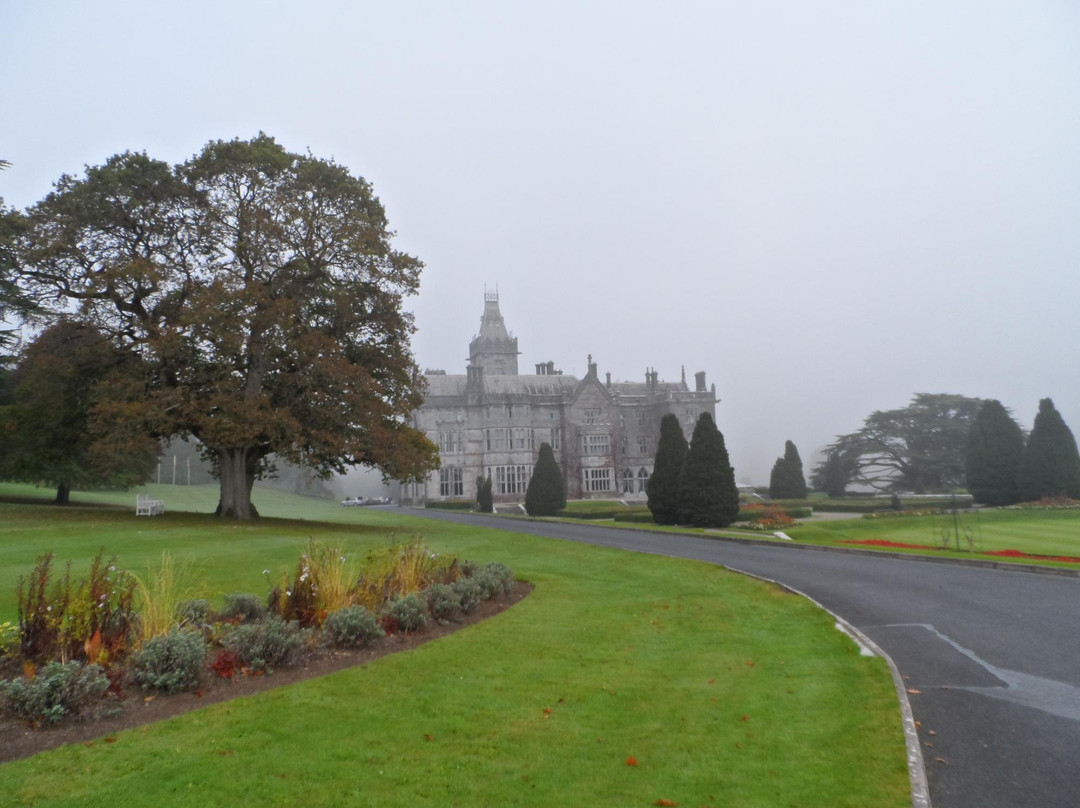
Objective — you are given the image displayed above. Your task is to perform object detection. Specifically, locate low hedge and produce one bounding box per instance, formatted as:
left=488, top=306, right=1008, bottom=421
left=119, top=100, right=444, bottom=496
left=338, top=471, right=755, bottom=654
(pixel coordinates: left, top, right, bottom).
left=425, top=500, right=475, bottom=511
left=736, top=506, right=813, bottom=521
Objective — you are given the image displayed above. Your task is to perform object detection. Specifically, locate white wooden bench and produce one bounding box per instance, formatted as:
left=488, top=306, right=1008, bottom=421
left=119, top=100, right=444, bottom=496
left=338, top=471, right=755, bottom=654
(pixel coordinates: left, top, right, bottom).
left=136, top=494, right=165, bottom=516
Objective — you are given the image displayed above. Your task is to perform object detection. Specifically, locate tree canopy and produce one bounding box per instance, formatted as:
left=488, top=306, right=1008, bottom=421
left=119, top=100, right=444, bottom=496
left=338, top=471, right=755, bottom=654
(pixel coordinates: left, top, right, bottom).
left=647, top=413, right=688, bottom=525
left=525, top=442, right=566, bottom=516
left=0, top=321, right=158, bottom=502
left=965, top=399, right=1025, bottom=506
left=1016, top=398, right=1080, bottom=501
left=677, top=412, right=739, bottom=528
left=812, top=393, right=983, bottom=494
left=13, top=134, right=438, bottom=518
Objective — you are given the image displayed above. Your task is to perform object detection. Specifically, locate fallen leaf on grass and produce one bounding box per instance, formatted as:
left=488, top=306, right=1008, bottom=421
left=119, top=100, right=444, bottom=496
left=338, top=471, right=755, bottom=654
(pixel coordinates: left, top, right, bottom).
left=104, top=737, right=117, bottom=744
left=653, top=800, right=679, bottom=806
left=424, top=734, right=435, bottom=742
left=626, top=756, right=639, bottom=767
left=739, top=714, right=749, bottom=722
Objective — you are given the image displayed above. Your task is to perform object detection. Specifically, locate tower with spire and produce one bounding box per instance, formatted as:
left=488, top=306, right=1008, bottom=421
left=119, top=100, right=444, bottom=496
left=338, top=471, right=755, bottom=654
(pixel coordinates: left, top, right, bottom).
left=468, top=289, right=519, bottom=375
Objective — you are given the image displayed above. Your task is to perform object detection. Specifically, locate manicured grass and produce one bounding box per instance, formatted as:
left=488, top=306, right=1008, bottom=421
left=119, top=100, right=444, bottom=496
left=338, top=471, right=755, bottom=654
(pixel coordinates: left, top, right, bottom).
left=786, top=509, right=1080, bottom=562
left=0, top=487, right=910, bottom=807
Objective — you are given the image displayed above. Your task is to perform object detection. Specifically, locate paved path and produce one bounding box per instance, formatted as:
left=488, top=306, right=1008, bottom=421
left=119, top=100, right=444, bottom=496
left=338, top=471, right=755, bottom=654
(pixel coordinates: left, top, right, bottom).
left=402, top=509, right=1080, bottom=808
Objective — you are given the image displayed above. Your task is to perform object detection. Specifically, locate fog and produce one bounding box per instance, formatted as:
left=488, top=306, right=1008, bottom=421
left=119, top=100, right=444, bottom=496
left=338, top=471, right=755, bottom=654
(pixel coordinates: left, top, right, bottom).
left=3, top=1, right=1078, bottom=484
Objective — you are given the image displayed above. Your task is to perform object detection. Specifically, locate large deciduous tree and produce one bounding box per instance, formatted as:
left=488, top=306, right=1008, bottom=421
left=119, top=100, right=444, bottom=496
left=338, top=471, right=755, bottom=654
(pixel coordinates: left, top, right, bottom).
left=647, top=413, right=688, bottom=525
left=525, top=441, right=566, bottom=516
left=677, top=412, right=739, bottom=528
left=964, top=399, right=1025, bottom=506
left=812, top=393, right=983, bottom=494
left=0, top=321, right=159, bottom=502
left=769, top=440, right=807, bottom=500
left=14, top=134, right=438, bottom=518
left=1016, top=398, right=1080, bottom=501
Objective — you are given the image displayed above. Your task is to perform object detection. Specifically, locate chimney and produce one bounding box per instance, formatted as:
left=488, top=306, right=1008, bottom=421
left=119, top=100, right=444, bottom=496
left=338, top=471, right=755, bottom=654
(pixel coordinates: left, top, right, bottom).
left=587, top=354, right=597, bottom=377
left=605, top=371, right=611, bottom=388
left=695, top=371, right=706, bottom=392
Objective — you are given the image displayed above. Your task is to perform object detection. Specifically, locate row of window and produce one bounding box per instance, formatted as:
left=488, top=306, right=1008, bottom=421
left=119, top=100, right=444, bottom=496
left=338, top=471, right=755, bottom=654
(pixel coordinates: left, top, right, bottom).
left=440, top=465, right=532, bottom=496
left=440, top=428, right=645, bottom=456
left=436, top=465, right=649, bottom=497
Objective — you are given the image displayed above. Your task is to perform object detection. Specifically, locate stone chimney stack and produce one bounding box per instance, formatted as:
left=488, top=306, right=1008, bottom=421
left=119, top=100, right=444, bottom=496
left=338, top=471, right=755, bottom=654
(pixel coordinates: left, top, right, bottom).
left=695, top=371, right=707, bottom=392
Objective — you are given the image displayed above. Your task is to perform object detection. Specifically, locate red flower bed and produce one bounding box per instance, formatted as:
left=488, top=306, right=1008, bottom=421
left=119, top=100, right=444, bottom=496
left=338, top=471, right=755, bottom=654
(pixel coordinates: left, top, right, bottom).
left=984, top=549, right=1080, bottom=564
left=841, top=540, right=930, bottom=550
left=840, top=540, right=1080, bottom=563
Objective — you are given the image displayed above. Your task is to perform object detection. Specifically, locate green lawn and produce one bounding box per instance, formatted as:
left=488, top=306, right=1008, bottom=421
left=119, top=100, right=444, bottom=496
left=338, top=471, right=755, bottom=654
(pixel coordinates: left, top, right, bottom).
left=786, top=508, right=1080, bottom=562
left=0, top=484, right=910, bottom=807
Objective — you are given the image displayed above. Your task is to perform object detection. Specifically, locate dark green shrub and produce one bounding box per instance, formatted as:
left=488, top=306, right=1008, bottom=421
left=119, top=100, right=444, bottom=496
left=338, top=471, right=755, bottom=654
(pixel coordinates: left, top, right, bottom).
left=647, top=414, right=688, bottom=525
left=678, top=412, right=740, bottom=527
left=451, top=577, right=482, bottom=614
left=1, top=661, right=109, bottom=724
left=425, top=584, right=460, bottom=623
left=221, top=593, right=266, bottom=622
left=322, top=606, right=384, bottom=649
left=476, top=475, right=493, bottom=513
left=965, top=400, right=1025, bottom=506
left=380, top=594, right=428, bottom=633
left=131, top=628, right=206, bottom=693
left=222, top=617, right=312, bottom=673
left=1017, top=398, right=1080, bottom=501
left=769, top=440, right=808, bottom=500
left=424, top=500, right=475, bottom=511
left=612, top=511, right=656, bottom=523
left=525, top=442, right=566, bottom=516
left=176, top=599, right=210, bottom=627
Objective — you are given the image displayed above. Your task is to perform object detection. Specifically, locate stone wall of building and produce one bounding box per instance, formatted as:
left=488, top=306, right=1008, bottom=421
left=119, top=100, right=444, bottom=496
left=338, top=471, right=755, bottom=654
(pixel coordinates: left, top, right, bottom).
left=402, top=293, right=717, bottom=506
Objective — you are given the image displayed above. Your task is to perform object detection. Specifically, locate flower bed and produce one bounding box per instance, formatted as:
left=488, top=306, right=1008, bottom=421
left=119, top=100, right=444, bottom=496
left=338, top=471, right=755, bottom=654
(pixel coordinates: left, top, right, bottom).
left=0, top=542, right=519, bottom=732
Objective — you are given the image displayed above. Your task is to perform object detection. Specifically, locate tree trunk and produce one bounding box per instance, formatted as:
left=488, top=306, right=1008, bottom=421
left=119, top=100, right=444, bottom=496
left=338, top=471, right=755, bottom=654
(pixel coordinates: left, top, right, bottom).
left=55, top=483, right=71, bottom=505
left=215, top=448, right=261, bottom=519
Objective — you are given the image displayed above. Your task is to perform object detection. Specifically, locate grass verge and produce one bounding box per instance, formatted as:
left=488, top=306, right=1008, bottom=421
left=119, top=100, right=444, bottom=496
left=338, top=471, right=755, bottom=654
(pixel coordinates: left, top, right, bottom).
left=0, top=488, right=909, bottom=807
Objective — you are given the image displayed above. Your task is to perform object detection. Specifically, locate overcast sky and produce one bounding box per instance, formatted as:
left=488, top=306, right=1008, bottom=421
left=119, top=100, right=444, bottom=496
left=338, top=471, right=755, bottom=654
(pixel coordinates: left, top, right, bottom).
left=3, top=1, right=1078, bottom=484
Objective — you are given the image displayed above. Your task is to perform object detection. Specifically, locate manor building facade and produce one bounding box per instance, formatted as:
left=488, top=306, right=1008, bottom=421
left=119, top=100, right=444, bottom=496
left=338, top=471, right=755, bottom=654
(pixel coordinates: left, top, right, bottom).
left=401, top=291, right=717, bottom=505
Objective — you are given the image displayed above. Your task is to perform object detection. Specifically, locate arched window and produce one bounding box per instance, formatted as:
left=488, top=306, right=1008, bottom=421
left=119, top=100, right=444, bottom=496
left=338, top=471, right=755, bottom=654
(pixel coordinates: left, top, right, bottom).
left=637, top=467, right=650, bottom=494
left=622, top=468, right=635, bottom=494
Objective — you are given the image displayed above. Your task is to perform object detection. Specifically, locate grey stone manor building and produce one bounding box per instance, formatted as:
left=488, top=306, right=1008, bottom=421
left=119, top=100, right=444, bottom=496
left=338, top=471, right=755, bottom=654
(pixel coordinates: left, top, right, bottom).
left=400, top=291, right=717, bottom=506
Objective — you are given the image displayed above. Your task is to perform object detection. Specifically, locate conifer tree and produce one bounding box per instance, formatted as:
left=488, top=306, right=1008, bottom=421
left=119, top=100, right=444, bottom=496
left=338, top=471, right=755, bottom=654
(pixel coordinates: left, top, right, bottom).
left=823, top=451, right=847, bottom=498
left=476, top=474, right=494, bottom=513
left=525, top=442, right=566, bottom=516
left=769, top=440, right=807, bottom=499
left=1016, top=398, right=1080, bottom=501
left=677, top=412, right=740, bottom=527
left=647, top=413, right=688, bottom=525
left=965, top=399, right=1025, bottom=506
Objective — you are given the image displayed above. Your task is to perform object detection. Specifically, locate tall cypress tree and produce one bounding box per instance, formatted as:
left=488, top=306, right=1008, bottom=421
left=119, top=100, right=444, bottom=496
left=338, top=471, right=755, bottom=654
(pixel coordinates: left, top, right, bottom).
left=769, top=440, right=807, bottom=499
left=677, top=412, right=740, bottom=527
left=647, top=413, right=688, bottom=525
left=823, top=451, right=847, bottom=498
left=1016, top=398, right=1080, bottom=501
left=965, top=399, right=1025, bottom=506
left=525, top=442, right=566, bottom=516
left=476, top=474, right=494, bottom=513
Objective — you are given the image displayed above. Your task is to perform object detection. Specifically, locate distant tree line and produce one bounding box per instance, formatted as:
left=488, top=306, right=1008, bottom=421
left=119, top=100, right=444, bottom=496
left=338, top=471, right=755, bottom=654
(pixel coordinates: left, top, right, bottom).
left=810, top=393, right=1080, bottom=505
